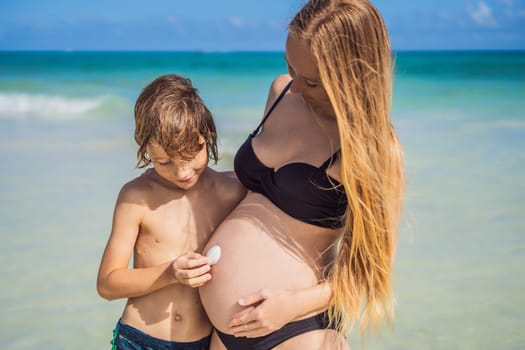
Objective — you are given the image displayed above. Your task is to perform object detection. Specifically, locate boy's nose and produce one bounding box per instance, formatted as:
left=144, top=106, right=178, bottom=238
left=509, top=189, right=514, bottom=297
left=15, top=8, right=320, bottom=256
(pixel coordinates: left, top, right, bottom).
left=173, top=165, right=193, bottom=180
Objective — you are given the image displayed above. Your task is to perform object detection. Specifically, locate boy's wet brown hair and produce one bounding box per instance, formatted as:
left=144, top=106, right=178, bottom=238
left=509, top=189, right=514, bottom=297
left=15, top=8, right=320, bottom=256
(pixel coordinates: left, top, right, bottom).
left=134, top=74, right=218, bottom=168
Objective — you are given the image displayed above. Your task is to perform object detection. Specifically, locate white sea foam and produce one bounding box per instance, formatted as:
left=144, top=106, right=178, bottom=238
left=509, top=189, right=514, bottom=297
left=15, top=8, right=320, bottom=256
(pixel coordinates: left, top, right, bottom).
left=0, top=93, right=127, bottom=121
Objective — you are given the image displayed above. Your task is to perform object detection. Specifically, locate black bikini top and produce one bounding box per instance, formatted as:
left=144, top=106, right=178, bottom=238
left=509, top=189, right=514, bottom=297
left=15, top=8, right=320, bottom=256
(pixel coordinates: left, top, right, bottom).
left=234, top=81, right=348, bottom=229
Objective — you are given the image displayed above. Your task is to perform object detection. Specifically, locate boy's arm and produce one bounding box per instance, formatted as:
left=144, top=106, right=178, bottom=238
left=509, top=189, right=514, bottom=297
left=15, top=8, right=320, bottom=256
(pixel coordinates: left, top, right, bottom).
left=227, top=281, right=332, bottom=338
left=96, top=185, right=211, bottom=301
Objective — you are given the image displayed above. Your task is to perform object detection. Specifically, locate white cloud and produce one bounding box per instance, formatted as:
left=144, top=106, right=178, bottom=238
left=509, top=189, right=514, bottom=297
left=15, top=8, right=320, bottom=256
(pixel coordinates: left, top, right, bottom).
left=468, top=2, right=498, bottom=27
left=227, top=16, right=246, bottom=28
left=266, top=20, right=284, bottom=31
left=166, top=15, right=185, bottom=33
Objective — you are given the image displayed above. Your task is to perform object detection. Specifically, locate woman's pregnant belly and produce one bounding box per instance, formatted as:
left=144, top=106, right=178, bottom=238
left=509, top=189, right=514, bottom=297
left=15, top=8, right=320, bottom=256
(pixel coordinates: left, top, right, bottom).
left=199, top=193, right=329, bottom=333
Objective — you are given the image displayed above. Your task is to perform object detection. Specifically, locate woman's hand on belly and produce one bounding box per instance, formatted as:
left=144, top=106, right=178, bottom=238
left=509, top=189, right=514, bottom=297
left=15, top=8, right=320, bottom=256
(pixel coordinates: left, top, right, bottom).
left=227, top=288, right=298, bottom=338
left=228, top=281, right=333, bottom=338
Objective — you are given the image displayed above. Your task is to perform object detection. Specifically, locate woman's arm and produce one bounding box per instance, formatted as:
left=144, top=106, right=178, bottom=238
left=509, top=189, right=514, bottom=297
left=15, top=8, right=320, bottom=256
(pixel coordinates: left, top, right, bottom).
left=96, top=185, right=211, bottom=300
left=228, top=281, right=332, bottom=338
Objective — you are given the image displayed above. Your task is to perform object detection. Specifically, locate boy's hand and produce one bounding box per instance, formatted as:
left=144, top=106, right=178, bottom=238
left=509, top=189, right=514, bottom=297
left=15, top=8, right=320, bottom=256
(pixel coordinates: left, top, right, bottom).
left=171, top=252, right=211, bottom=288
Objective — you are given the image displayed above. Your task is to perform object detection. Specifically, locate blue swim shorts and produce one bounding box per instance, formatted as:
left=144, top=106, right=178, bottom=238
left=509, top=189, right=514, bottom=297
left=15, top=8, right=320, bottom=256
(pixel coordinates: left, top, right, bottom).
left=111, top=319, right=210, bottom=350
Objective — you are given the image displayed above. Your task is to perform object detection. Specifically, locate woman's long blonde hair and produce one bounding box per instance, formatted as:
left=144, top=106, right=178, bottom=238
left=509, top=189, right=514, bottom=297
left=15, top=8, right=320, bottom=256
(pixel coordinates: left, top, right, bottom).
left=289, top=0, right=404, bottom=336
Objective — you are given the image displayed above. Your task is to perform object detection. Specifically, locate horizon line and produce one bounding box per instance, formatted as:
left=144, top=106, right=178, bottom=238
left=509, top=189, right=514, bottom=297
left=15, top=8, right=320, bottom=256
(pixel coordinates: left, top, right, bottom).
left=1, top=48, right=525, bottom=53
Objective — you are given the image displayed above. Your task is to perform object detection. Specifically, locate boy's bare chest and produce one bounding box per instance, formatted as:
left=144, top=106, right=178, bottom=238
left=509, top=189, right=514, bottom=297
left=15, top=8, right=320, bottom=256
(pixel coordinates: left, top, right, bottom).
left=137, top=198, right=222, bottom=256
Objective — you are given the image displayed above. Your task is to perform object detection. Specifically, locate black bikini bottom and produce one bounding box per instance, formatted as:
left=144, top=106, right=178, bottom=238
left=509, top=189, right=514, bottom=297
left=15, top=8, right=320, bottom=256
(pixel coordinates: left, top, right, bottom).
left=215, top=312, right=331, bottom=350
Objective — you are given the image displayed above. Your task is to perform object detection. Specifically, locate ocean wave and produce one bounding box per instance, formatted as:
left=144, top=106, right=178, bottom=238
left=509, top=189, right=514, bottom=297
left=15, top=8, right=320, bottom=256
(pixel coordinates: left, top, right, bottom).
left=0, top=93, right=132, bottom=121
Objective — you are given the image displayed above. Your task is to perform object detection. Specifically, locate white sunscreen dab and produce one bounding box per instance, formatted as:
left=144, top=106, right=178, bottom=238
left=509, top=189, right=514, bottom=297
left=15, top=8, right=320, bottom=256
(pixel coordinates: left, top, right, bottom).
left=206, top=245, right=221, bottom=265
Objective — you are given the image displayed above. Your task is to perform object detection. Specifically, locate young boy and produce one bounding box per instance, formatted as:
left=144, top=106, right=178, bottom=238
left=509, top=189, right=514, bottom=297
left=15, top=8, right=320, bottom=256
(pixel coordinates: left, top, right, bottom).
left=97, top=74, right=246, bottom=350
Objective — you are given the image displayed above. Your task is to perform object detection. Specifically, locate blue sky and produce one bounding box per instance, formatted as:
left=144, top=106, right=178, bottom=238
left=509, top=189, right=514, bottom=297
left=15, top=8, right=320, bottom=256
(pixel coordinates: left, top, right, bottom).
left=0, top=0, right=524, bottom=51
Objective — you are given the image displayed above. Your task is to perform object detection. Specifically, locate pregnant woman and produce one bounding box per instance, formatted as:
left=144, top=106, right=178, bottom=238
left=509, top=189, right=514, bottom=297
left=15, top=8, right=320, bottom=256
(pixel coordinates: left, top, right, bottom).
left=199, top=0, right=404, bottom=349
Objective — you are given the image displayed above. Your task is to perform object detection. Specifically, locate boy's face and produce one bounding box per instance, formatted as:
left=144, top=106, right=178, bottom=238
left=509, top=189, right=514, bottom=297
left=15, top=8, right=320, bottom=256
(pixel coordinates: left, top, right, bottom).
left=147, top=139, right=208, bottom=190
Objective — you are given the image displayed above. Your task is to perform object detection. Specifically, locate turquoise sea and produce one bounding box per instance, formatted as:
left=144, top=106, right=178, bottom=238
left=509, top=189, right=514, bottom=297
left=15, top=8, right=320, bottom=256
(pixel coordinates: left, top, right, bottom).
left=0, top=51, right=524, bottom=349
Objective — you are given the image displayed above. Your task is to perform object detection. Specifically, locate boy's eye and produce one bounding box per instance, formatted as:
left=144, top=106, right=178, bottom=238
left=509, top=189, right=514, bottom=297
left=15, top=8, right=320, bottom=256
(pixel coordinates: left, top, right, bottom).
left=156, top=161, right=171, bottom=166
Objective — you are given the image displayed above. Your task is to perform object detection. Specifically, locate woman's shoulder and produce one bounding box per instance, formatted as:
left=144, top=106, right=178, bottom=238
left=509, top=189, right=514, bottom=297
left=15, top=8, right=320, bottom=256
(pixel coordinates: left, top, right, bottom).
left=272, top=74, right=292, bottom=89
left=264, top=74, right=292, bottom=113
left=269, top=74, right=292, bottom=97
